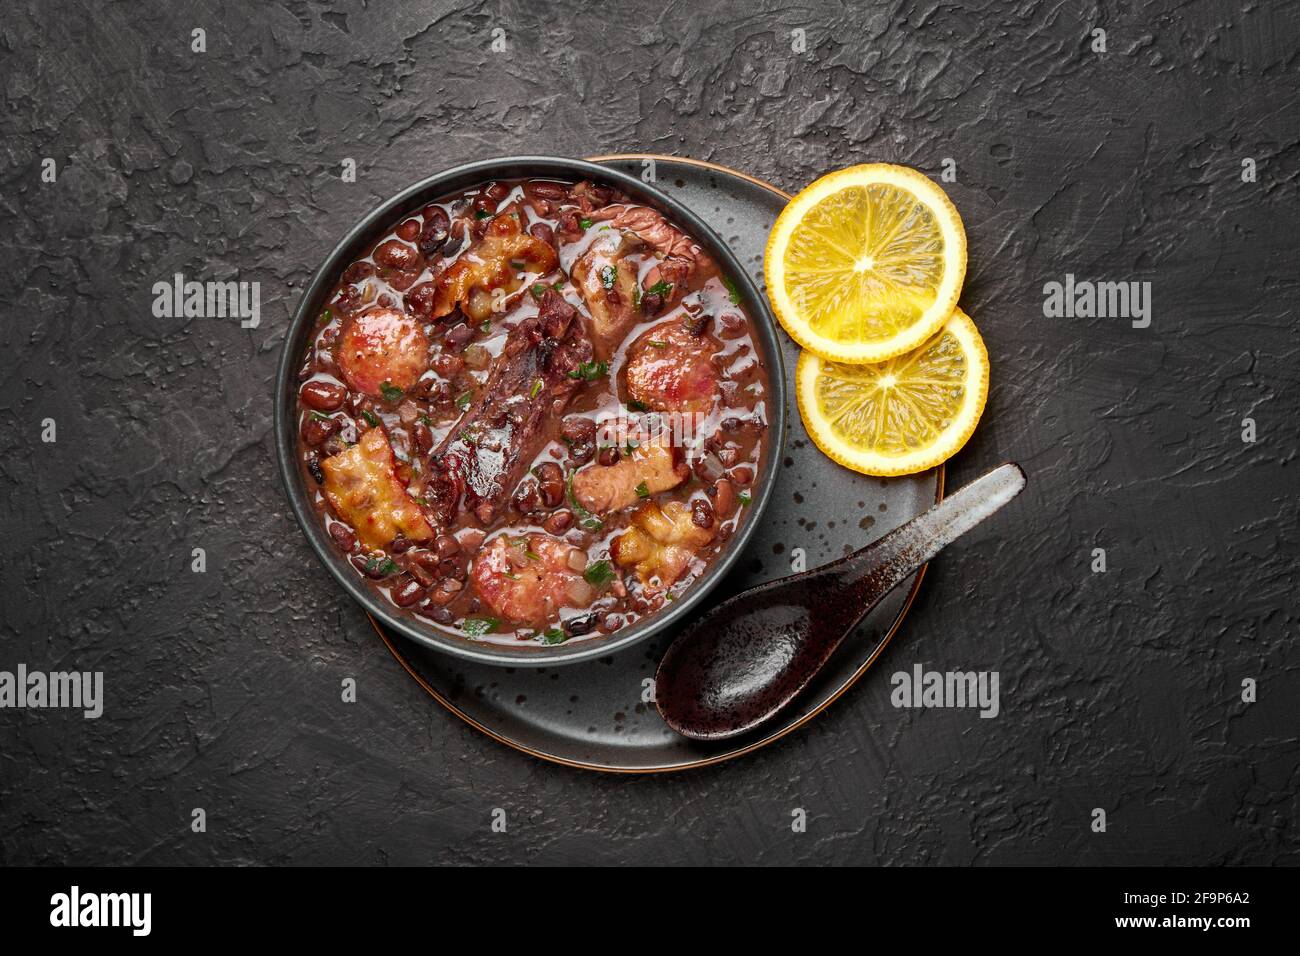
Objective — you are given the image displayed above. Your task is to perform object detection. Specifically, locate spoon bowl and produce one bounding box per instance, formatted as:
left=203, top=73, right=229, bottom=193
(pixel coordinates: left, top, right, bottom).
left=655, top=463, right=1027, bottom=739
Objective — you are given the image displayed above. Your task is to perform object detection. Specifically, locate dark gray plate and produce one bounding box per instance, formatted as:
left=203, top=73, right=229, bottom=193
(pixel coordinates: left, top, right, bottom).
left=374, top=156, right=943, bottom=772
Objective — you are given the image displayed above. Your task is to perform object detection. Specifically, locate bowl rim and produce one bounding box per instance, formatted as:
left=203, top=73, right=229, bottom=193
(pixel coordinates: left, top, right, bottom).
left=274, top=155, right=787, bottom=666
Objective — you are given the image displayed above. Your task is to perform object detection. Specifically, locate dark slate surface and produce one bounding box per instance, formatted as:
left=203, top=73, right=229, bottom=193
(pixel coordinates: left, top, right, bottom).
left=1, top=0, right=1296, bottom=865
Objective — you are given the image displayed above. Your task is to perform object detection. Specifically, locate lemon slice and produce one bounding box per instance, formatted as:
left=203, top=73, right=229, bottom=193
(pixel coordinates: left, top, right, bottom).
left=766, top=164, right=966, bottom=364
left=796, top=309, right=988, bottom=476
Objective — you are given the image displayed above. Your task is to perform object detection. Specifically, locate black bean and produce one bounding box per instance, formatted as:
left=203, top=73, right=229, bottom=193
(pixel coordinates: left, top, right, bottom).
left=564, top=614, right=595, bottom=637
left=391, top=576, right=426, bottom=607
left=533, top=462, right=565, bottom=507
left=427, top=577, right=463, bottom=606
left=529, top=222, right=555, bottom=246
left=301, top=380, right=347, bottom=410
left=406, top=281, right=436, bottom=318
left=329, top=522, right=357, bottom=552
left=418, top=207, right=450, bottom=256
left=302, top=414, right=338, bottom=446
left=417, top=604, right=455, bottom=624
left=341, top=261, right=375, bottom=285
left=433, top=534, right=461, bottom=559
left=373, top=238, right=421, bottom=272
left=514, top=480, right=542, bottom=514
left=471, top=194, right=499, bottom=221
left=528, top=181, right=569, bottom=201
left=560, top=416, right=596, bottom=445
left=444, top=322, right=473, bottom=352
left=710, top=478, right=736, bottom=517
left=543, top=510, right=573, bottom=534
left=407, top=555, right=437, bottom=587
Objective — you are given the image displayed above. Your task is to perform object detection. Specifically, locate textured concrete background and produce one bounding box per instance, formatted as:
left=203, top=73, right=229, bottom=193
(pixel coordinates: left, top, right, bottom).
left=1, top=0, right=1297, bottom=865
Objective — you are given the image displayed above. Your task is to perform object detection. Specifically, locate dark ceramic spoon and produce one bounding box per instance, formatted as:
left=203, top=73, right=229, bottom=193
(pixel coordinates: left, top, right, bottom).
left=655, top=462, right=1027, bottom=740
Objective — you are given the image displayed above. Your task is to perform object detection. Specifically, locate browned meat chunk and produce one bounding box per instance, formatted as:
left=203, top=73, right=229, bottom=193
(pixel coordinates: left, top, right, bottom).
left=571, top=242, right=642, bottom=356
left=430, top=208, right=558, bottom=319
left=336, top=307, right=430, bottom=398
left=321, top=428, right=434, bottom=551
left=611, top=500, right=714, bottom=591
left=423, top=290, right=592, bottom=527
left=624, top=321, right=720, bottom=412
left=570, top=434, right=688, bottom=514
left=471, top=533, right=595, bottom=627
left=571, top=180, right=618, bottom=213
left=591, top=204, right=717, bottom=305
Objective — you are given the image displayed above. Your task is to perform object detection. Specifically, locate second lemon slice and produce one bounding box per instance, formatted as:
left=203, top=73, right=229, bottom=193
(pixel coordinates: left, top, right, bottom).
left=766, top=164, right=966, bottom=364
left=796, top=309, right=989, bottom=476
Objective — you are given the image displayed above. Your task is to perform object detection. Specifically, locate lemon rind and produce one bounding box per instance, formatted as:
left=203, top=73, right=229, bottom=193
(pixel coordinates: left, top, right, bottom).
left=766, top=164, right=967, bottom=365
left=795, top=309, right=989, bottom=477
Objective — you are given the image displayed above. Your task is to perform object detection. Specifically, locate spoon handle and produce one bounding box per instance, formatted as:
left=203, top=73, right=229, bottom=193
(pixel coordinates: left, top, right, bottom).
left=829, top=462, right=1027, bottom=612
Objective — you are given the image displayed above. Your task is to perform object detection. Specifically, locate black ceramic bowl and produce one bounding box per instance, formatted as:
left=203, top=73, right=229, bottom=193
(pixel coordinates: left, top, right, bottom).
left=275, top=156, right=787, bottom=666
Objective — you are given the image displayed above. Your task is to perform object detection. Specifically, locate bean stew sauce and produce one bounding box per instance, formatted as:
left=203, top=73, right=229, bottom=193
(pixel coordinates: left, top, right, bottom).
left=296, top=177, right=769, bottom=645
